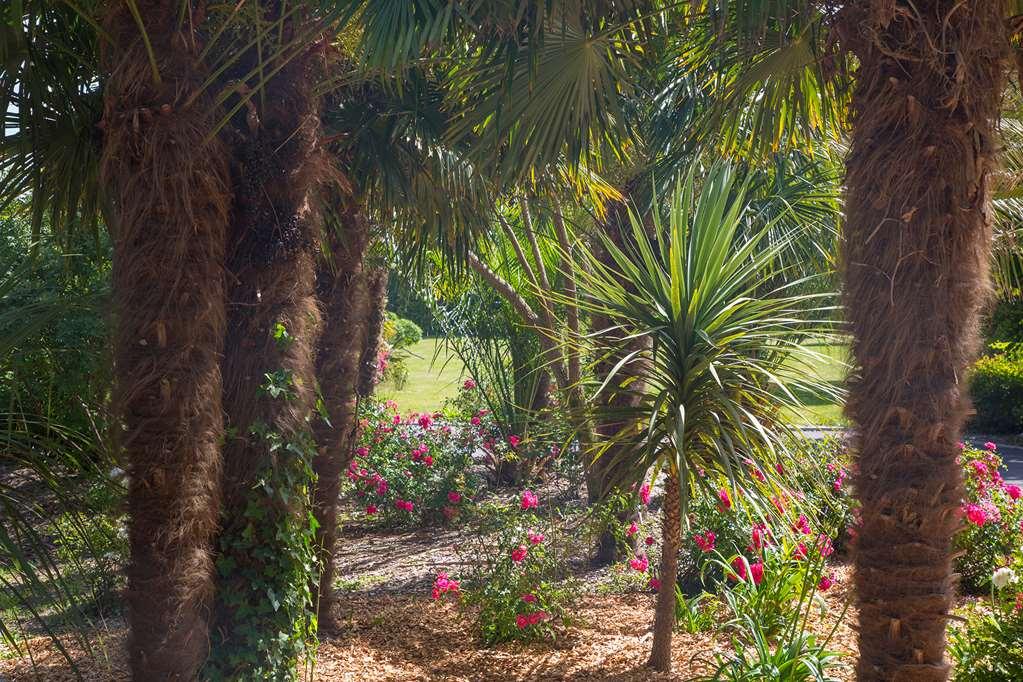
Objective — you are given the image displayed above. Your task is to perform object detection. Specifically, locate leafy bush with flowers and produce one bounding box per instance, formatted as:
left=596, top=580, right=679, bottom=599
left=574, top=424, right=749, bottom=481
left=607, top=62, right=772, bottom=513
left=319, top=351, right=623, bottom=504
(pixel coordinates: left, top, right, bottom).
left=345, top=399, right=479, bottom=526
left=440, top=490, right=579, bottom=644
left=949, top=565, right=1023, bottom=681
left=953, top=442, right=1023, bottom=593
left=442, top=378, right=564, bottom=485
left=675, top=439, right=853, bottom=595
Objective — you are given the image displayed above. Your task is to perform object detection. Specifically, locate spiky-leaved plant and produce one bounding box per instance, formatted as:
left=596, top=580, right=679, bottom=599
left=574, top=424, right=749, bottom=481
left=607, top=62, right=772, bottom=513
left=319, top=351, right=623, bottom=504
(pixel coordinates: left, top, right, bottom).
left=560, top=163, right=839, bottom=673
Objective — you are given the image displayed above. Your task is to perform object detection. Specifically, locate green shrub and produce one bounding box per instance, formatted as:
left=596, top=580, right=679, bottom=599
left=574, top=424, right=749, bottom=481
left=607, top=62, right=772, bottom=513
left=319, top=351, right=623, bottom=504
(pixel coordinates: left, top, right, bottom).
left=391, top=316, right=423, bottom=350
left=953, top=443, right=1023, bottom=593
left=983, top=299, right=1023, bottom=345
left=346, top=399, right=479, bottom=526
left=451, top=494, right=579, bottom=643
left=949, top=577, right=1023, bottom=681
left=969, top=353, right=1023, bottom=433
left=677, top=438, right=854, bottom=594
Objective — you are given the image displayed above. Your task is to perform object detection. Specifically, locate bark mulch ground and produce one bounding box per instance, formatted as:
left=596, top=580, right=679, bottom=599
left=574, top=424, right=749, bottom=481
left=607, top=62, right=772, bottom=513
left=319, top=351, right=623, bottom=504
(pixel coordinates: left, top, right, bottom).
left=0, top=563, right=859, bottom=681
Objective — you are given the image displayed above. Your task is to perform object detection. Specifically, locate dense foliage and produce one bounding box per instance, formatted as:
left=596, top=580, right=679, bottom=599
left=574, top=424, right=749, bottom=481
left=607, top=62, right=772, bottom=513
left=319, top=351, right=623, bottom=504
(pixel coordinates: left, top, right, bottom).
left=953, top=443, right=1023, bottom=593
left=969, top=349, right=1023, bottom=433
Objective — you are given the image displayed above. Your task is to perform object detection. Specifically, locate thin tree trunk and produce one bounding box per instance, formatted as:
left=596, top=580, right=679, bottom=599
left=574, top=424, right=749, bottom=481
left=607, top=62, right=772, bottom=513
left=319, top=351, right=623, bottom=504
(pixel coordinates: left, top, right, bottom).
left=552, top=202, right=594, bottom=472
left=648, top=472, right=680, bottom=673
left=100, top=3, right=229, bottom=677
left=467, top=251, right=570, bottom=390
left=211, top=26, right=328, bottom=675
left=311, top=206, right=370, bottom=627
left=839, top=3, right=1006, bottom=679
left=357, top=267, right=389, bottom=398
left=590, top=191, right=648, bottom=563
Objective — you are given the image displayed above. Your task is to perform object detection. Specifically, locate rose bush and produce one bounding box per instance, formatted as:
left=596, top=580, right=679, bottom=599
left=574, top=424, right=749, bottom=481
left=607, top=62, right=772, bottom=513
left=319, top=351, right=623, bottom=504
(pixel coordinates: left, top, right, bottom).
left=445, top=490, right=579, bottom=644
left=345, top=399, right=479, bottom=526
left=953, top=442, right=1023, bottom=593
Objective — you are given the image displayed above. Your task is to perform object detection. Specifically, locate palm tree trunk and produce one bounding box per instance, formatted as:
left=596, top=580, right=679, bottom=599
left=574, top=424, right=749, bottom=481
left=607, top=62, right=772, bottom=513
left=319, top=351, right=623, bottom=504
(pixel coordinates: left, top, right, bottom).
left=311, top=206, right=371, bottom=627
left=357, top=267, right=389, bottom=398
left=648, top=472, right=680, bottom=673
left=590, top=192, right=647, bottom=563
left=100, top=3, right=229, bottom=677
left=211, top=32, right=328, bottom=675
left=840, top=3, right=1006, bottom=679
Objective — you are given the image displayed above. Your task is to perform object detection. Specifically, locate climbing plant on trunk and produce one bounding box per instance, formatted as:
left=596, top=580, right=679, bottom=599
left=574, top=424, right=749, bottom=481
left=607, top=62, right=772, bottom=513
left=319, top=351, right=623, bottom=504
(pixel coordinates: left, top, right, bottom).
left=838, top=2, right=1008, bottom=678
left=99, top=3, right=230, bottom=677
left=209, top=9, right=330, bottom=676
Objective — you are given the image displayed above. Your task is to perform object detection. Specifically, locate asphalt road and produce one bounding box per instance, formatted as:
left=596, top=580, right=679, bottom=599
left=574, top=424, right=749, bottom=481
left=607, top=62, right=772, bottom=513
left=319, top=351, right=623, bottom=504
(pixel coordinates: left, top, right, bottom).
left=800, top=429, right=1023, bottom=486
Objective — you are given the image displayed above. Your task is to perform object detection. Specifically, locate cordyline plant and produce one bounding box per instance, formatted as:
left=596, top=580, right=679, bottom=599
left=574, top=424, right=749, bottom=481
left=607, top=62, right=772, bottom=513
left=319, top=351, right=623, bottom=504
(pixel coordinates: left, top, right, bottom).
left=553, top=162, right=840, bottom=673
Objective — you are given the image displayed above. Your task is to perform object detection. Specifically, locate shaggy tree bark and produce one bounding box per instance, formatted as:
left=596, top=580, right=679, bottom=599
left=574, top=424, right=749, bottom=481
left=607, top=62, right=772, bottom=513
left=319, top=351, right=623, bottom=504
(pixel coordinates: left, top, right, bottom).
left=212, top=25, right=328, bottom=674
left=357, top=267, right=389, bottom=398
left=311, top=205, right=371, bottom=627
left=590, top=192, right=648, bottom=564
left=100, top=3, right=229, bottom=677
left=839, top=2, right=1006, bottom=679
left=648, top=472, right=680, bottom=672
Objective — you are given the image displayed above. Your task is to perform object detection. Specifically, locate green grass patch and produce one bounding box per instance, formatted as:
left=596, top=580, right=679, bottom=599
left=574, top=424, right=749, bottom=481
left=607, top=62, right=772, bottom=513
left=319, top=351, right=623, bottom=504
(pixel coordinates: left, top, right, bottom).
left=378, top=338, right=848, bottom=425
left=377, top=338, right=467, bottom=413
left=781, top=342, right=849, bottom=426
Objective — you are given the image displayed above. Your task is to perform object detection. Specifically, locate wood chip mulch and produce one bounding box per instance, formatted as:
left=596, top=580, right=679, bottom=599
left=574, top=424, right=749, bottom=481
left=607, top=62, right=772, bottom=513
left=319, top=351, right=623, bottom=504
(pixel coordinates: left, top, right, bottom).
left=1, top=564, right=859, bottom=681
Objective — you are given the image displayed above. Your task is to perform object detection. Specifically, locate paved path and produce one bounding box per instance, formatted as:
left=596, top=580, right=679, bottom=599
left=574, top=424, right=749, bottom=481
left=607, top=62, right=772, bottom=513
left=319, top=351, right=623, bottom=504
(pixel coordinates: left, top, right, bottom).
left=800, top=428, right=1023, bottom=486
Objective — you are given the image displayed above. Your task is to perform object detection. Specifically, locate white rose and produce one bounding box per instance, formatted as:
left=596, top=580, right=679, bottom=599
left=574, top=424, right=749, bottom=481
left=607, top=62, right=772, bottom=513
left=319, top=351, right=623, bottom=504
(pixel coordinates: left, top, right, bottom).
left=992, top=567, right=1017, bottom=589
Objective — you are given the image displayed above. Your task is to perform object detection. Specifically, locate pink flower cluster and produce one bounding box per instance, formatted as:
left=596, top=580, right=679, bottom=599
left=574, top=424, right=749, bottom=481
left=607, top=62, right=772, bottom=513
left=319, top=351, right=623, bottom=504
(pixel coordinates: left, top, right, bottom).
left=730, top=557, right=764, bottom=585
left=395, top=499, right=414, bottom=512
left=520, top=489, right=539, bottom=510
left=431, top=572, right=460, bottom=600
left=629, top=554, right=649, bottom=572
left=515, top=611, right=548, bottom=629
left=693, top=531, right=716, bottom=552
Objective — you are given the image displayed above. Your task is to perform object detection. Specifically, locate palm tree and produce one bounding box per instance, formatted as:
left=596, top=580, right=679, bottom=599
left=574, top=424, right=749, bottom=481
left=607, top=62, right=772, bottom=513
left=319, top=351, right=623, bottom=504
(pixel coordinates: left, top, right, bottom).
left=837, top=3, right=1008, bottom=677
left=563, top=164, right=837, bottom=672
left=310, top=197, right=371, bottom=628
left=98, top=3, right=231, bottom=677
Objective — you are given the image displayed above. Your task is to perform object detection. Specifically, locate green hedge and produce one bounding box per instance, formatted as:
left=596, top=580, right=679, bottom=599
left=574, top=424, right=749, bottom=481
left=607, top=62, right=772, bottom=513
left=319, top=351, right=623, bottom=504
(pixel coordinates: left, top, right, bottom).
left=970, top=351, right=1023, bottom=433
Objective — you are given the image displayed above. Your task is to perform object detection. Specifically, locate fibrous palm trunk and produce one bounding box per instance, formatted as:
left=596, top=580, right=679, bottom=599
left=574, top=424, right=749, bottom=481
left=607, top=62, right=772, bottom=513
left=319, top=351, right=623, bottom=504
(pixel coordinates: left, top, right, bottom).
left=590, top=193, right=648, bottom=563
left=357, top=267, right=389, bottom=398
left=100, top=3, right=230, bottom=677
left=211, top=32, right=327, bottom=674
left=311, top=205, right=371, bottom=627
left=648, top=472, right=680, bottom=673
left=839, top=2, right=1006, bottom=679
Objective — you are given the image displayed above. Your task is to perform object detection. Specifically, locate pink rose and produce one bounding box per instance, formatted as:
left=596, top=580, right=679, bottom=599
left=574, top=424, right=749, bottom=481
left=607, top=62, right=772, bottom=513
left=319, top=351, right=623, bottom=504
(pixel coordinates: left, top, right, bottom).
left=470, top=416, right=481, bottom=426
left=626, top=522, right=639, bottom=537
left=515, top=614, right=529, bottom=629
left=463, top=378, right=477, bottom=390
left=527, top=530, right=545, bottom=545
left=508, top=435, right=521, bottom=447
left=648, top=577, right=661, bottom=591
left=447, top=491, right=462, bottom=504
left=520, top=489, right=539, bottom=510
left=511, top=545, right=528, bottom=562
left=1006, top=484, right=1021, bottom=501
left=366, top=504, right=377, bottom=515
left=629, top=554, right=649, bottom=572
left=644, top=535, right=655, bottom=547
left=818, top=574, right=834, bottom=591
left=984, top=441, right=997, bottom=451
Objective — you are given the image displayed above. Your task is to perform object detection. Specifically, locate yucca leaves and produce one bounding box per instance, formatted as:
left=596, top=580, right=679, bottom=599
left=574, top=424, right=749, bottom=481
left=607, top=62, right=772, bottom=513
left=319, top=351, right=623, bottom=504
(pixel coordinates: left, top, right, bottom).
left=555, top=162, right=841, bottom=518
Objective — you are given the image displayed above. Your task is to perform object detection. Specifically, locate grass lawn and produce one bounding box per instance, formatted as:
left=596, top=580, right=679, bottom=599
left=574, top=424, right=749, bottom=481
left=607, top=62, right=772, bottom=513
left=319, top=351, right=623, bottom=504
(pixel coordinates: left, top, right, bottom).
left=377, top=338, right=467, bottom=413
left=379, top=337, right=849, bottom=425
left=781, top=342, right=849, bottom=426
